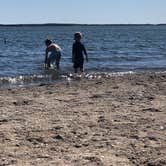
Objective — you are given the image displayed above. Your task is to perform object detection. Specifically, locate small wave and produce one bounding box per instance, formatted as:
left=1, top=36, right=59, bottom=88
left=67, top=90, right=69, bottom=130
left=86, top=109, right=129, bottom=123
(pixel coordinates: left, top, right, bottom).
left=0, top=74, right=60, bottom=88
left=1, top=69, right=166, bottom=89
left=60, top=71, right=136, bottom=85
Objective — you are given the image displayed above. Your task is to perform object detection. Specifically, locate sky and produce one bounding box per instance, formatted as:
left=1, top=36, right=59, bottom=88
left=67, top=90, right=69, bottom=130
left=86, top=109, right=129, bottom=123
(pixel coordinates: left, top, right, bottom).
left=0, top=0, right=166, bottom=24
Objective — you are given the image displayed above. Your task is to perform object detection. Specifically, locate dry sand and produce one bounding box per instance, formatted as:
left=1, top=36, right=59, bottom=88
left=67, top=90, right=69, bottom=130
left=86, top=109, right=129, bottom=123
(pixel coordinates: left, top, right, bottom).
left=0, top=73, right=166, bottom=166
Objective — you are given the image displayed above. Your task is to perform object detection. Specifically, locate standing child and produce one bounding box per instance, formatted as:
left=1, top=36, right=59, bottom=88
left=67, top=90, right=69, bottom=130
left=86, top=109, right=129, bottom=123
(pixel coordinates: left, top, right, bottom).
left=44, top=39, right=61, bottom=70
left=72, top=32, right=88, bottom=73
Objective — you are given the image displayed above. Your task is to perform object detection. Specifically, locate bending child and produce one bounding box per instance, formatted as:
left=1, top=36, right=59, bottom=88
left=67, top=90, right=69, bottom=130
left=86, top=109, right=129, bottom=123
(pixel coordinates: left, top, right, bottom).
left=44, top=39, right=61, bottom=69
left=72, top=32, right=88, bottom=73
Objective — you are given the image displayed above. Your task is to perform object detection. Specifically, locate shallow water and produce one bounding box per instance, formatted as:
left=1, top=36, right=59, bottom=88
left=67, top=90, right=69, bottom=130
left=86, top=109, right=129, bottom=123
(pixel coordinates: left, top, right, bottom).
left=0, top=25, right=166, bottom=87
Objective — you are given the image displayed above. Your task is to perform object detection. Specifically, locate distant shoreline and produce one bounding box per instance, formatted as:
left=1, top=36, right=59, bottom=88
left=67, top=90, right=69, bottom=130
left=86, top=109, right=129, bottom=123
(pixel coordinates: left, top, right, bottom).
left=0, top=23, right=166, bottom=27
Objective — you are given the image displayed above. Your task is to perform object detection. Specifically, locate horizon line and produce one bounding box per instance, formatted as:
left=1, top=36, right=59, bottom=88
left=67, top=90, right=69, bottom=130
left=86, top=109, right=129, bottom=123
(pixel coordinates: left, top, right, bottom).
left=0, top=23, right=166, bottom=26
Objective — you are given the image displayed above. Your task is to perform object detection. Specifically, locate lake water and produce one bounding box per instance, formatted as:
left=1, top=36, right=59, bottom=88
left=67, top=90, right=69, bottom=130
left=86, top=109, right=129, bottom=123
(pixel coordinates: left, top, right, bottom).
left=0, top=25, right=166, bottom=87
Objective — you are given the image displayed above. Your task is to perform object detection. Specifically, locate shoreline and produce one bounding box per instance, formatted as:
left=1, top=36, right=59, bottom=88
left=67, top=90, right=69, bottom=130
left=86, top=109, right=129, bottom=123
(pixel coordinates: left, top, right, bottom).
left=0, top=72, right=166, bottom=165
left=1, top=70, right=166, bottom=89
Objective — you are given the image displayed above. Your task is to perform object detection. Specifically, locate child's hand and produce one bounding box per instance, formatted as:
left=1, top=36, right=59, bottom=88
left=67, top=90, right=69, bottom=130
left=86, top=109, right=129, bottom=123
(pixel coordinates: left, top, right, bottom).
left=86, top=57, right=89, bottom=62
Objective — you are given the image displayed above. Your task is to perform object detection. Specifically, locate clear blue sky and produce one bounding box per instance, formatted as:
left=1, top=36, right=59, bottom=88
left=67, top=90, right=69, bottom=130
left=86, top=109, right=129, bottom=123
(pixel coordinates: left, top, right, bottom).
left=0, top=0, right=166, bottom=24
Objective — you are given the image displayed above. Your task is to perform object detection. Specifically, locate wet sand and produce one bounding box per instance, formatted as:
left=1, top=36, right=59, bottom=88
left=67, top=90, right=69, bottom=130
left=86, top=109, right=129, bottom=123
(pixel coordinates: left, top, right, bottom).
left=0, top=73, right=166, bottom=166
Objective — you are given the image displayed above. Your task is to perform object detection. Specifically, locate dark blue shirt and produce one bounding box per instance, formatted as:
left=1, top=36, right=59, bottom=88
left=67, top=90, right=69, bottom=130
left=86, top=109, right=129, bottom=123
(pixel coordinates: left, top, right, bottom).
left=72, top=41, right=87, bottom=61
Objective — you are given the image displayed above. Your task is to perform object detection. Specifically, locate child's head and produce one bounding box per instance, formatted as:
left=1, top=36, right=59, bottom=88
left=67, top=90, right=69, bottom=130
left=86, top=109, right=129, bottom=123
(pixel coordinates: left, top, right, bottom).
left=45, top=39, right=52, bottom=46
left=74, top=32, right=82, bottom=41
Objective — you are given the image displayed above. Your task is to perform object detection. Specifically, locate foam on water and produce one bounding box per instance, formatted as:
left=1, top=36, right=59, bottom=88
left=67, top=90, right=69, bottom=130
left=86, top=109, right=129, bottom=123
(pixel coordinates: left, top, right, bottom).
left=0, top=70, right=139, bottom=89
left=0, top=74, right=58, bottom=88
left=1, top=70, right=166, bottom=89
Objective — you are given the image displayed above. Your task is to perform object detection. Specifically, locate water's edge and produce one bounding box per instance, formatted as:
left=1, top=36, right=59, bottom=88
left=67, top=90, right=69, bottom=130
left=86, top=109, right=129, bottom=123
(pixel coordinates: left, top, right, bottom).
left=1, top=70, right=166, bottom=89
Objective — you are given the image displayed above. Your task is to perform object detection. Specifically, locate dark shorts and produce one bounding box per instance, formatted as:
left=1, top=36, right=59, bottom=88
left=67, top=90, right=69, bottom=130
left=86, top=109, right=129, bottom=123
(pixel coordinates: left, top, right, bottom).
left=73, top=59, right=84, bottom=69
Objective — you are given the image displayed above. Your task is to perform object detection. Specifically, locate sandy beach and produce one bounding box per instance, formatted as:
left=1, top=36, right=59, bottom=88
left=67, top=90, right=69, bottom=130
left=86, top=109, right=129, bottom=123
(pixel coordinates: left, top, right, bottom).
left=0, top=72, right=166, bottom=166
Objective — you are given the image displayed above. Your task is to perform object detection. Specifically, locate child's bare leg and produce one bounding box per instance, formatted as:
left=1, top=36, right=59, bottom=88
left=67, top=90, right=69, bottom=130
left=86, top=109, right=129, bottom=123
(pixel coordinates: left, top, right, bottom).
left=74, top=68, right=78, bottom=73
left=47, top=62, right=51, bottom=68
left=80, top=67, right=84, bottom=73
left=56, top=62, right=60, bottom=70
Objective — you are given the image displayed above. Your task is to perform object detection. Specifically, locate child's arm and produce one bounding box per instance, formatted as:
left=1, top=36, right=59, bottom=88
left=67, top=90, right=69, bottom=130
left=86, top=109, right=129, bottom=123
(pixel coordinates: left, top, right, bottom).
left=85, top=54, right=88, bottom=62
left=83, top=45, right=88, bottom=62
left=45, top=45, right=54, bottom=64
left=45, top=48, right=49, bottom=65
left=72, top=44, right=75, bottom=63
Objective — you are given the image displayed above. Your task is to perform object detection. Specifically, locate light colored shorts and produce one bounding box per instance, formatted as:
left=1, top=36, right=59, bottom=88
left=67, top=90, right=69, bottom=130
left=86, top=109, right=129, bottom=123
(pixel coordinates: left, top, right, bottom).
left=47, top=51, right=61, bottom=65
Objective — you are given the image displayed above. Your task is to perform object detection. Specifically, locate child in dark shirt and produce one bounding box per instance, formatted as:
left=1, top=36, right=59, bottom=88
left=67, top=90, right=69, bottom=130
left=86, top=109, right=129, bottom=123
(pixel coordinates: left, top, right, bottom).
left=72, top=32, right=88, bottom=73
